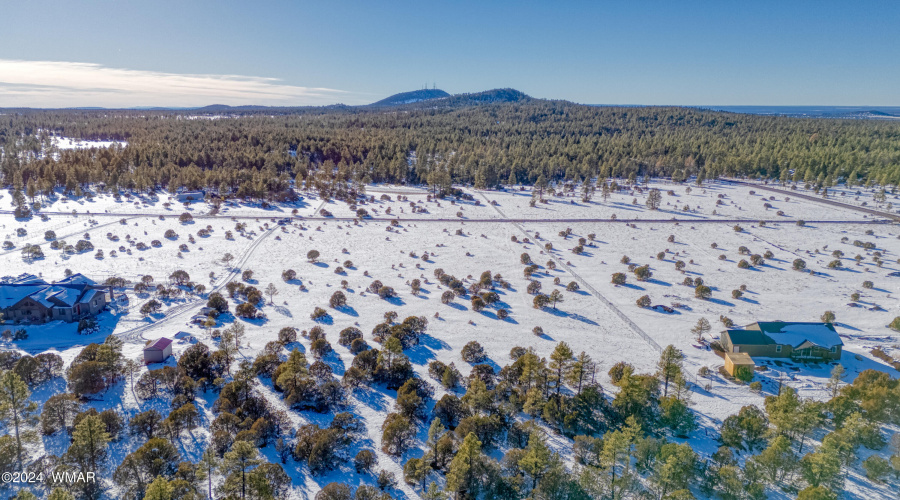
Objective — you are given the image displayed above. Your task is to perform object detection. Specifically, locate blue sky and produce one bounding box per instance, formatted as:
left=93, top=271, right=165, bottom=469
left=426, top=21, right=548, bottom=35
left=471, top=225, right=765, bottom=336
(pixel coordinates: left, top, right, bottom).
left=1, top=0, right=897, bottom=107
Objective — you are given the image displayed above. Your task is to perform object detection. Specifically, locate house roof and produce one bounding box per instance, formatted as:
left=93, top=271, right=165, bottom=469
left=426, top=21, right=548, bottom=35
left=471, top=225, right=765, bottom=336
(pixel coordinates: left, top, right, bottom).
left=726, top=352, right=755, bottom=366
left=752, top=321, right=843, bottom=348
left=727, top=321, right=843, bottom=349
left=724, top=329, right=774, bottom=346
left=57, top=273, right=96, bottom=285
left=79, top=288, right=104, bottom=304
left=144, top=337, right=173, bottom=350
left=12, top=274, right=47, bottom=285
left=0, top=284, right=52, bottom=309
left=48, top=286, right=84, bottom=307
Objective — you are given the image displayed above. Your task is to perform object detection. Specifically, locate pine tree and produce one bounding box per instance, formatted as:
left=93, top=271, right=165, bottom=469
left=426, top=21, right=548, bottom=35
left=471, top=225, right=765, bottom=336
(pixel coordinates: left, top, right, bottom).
left=827, top=364, right=845, bottom=398
left=67, top=414, right=111, bottom=477
left=549, top=342, right=574, bottom=397
left=144, top=476, right=175, bottom=500
left=199, top=445, right=220, bottom=500
left=0, top=370, right=38, bottom=468
left=566, top=351, right=594, bottom=394
left=425, top=418, right=445, bottom=468
left=446, top=432, right=486, bottom=497
left=519, top=432, right=553, bottom=490
left=222, top=441, right=262, bottom=500
left=691, top=318, right=711, bottom=342
left=657, top=345, right=684, bottom=398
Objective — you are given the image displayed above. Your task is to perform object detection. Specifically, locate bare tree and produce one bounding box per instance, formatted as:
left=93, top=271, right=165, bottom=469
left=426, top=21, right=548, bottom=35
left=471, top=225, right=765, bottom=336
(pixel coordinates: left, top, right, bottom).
left=265, top=283, right=279, bottom=305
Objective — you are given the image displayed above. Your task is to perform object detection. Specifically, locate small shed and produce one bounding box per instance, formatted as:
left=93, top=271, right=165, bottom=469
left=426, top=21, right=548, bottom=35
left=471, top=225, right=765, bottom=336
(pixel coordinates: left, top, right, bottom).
left=143, top=337, right=173, bottom=363
left=724, top=352, right=755, bottom=376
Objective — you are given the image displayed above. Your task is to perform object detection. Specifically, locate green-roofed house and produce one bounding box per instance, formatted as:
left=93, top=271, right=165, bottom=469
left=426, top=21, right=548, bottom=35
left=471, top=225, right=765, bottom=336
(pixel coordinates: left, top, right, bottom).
left=721, top=321, right=843, bottom=361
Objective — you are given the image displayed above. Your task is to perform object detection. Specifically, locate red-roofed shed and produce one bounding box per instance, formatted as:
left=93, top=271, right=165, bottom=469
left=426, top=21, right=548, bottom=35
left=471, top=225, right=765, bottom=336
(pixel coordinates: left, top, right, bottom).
left=143, top=337, right=173, bottom=363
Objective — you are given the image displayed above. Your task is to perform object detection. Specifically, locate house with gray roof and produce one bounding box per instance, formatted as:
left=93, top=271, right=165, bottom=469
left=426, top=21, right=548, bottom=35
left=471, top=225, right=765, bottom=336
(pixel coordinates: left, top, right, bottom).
left=0, top=275, right=112, bottom=324
left=722, top=321, right=843, bottom=361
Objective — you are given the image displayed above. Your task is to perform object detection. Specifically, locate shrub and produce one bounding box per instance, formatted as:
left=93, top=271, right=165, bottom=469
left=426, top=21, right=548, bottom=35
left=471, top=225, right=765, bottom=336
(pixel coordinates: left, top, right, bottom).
left=566, top=281, right=579, bottom=291
left=307, top=250, right=320, bottom=262
left=520, top=253, right=532, bottom=265
left=242, top=270, right=254, bottom=281
left=695, top=285, right=712, bottom=299
left=889, top=317, right=900, bottom=331
left=862, top=280, right=874, bottom=289
left=633, top=265, right=652, bottom=281
left=377, top=286, right=396, bottom=299
left=792, top=258, right=806, bottom=271
left=732, top=289, right=742, bottom=299
left=611, top=273, right=626, bottom=285
left=738, top=259, right=750, bottom=269
left=471, top=296, right=485, bottom=312
left=311, top=307, right=329, bottom=320
left=282, top=269, right=297, bottom=281
left=635, top=295, right=651, bottom=308
left=339, top=327, right=363, bottom=346
left=310, top=339, right=332, bottom=358
left=827, top=259, right=842, bottom=269
left=235, top=302, right=258, bottom=318
left=497, top=308, right=509, bottom=319
left=179, top=212, right=193, bottom=223
left=533, top=294, right=550, bottom=308
left=734, top=365, right=753, bottom=383
left=733, top=225, right=742, bottom=232
left=862, top=456, right=891, bottom=482
left=278, top=327, right=298, bottom=344
left=329, top=291, right=347, bottom=308
left=461, top=341, right=487, bottom=363
left=821, top=311, right=835, bottom=323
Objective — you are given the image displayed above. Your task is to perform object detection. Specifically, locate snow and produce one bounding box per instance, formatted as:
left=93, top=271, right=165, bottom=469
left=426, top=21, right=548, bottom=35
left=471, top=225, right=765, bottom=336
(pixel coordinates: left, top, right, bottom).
left=1, top=181, right=899, bottom=499
left=758, top=322, right=843, bottom=348
left=52, top=137, right=126, bottom=150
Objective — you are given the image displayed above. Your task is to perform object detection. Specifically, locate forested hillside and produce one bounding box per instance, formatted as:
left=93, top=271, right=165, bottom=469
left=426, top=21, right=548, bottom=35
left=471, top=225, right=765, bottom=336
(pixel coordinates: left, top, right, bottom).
left=1, top=97, right=900, bottom=204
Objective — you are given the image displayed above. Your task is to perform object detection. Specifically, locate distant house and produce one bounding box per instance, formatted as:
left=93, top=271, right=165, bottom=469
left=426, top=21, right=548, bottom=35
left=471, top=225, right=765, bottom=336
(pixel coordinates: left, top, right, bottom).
left=722, top=321, right=843, bottom=361
left=0, top=274, right=113, bottom=324
left=174, top=191, right=204, bottom=203
left=143, top=337, right=173, bottom=363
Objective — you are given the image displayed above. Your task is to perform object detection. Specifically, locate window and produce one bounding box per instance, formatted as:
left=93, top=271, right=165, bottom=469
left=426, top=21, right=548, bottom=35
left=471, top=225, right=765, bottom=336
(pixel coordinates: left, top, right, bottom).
left=830, top=346, right=837, bottom=353
left=775, top=345, right=782, bottom=353
left=733, top=346, right=740, bottom=353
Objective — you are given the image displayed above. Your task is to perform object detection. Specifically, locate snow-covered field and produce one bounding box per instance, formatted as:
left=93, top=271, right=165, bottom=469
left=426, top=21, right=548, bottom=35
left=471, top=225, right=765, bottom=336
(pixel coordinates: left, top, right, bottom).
left=1, top=180, right=898, bottom=498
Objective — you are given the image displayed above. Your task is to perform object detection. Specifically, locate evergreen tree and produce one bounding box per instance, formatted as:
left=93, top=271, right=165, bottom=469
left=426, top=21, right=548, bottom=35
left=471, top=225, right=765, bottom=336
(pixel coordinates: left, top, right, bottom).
left=0, top=370, right=39, bottom=468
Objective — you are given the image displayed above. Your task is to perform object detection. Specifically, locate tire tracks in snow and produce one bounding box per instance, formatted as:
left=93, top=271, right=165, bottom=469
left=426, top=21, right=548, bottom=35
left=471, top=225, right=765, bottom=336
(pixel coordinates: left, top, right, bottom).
left=477, top=191, right=662, bottom=353
left=116, top=196, right=331, bottom=342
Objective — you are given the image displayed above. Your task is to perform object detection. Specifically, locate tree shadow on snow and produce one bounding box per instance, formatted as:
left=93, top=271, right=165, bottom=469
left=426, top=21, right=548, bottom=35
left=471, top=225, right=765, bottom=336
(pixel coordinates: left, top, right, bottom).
left=271, top=305, right=292, bottom=317
left=544, top=308, right=599, bottom=326
left=337, top=305, right=359, bottom=317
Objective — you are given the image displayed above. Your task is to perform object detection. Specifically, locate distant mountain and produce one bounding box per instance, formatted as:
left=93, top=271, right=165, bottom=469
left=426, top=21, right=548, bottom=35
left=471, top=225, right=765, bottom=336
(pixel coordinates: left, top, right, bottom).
left=370, top=89, right=451, bottom=106
left=369, top=88, right=532, bottom=108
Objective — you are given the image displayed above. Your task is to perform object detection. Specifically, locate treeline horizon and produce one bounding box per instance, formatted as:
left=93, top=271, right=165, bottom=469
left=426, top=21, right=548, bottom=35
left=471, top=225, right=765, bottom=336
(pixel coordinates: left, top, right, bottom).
left=1, top=100, right=899, bottom=203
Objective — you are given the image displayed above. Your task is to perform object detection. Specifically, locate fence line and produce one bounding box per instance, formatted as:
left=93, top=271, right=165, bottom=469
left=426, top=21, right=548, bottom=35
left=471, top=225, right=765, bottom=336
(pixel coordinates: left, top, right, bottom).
left=478, top=191, right=663, bottom=354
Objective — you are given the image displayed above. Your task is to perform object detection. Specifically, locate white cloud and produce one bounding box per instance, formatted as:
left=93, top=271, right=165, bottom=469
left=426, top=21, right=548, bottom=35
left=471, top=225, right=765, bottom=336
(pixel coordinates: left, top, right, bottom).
left=0, top=59, right=360, bottom=108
